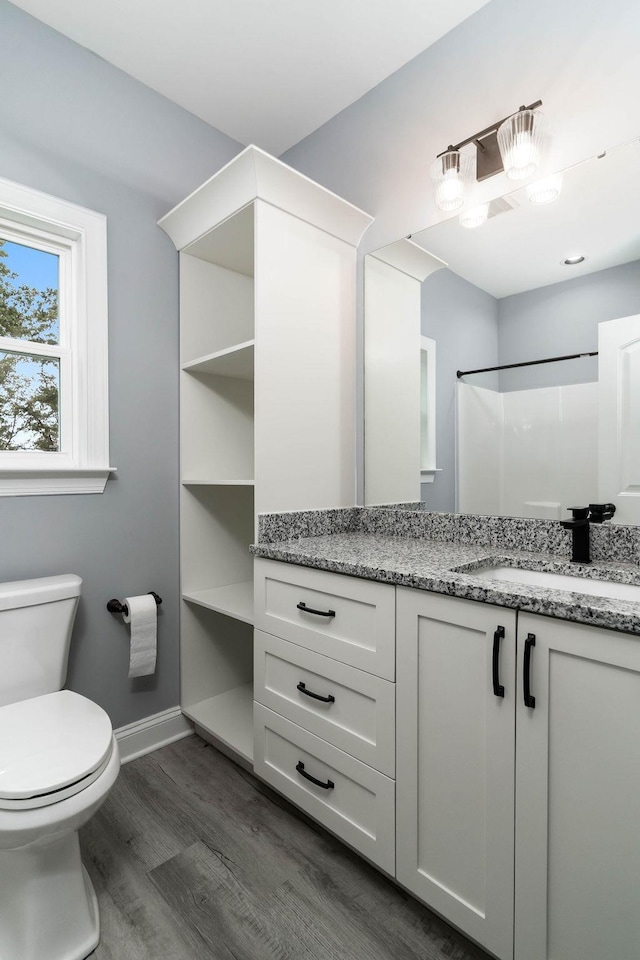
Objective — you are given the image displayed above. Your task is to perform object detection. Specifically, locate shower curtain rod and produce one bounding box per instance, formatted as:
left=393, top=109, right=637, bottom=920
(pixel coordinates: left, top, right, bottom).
left=456, top=350, right=598, bottom=379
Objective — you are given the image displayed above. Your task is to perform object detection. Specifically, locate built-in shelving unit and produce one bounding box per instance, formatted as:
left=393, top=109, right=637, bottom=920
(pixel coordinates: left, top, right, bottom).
left=168, top=188, right=256, bottom=763
left=159, top=145, right=373, bottom=767
left=364, top=239, right=445, bottom=505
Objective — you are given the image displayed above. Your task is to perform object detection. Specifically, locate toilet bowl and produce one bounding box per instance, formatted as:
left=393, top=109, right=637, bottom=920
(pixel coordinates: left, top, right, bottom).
left=0, top=575, right=120, bottom=960
left=0, top=720, right=120, bottom=960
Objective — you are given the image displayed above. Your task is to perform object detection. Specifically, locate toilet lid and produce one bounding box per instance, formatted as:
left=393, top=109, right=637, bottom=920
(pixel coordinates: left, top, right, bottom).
left=0, top=690, right=113, bottom=800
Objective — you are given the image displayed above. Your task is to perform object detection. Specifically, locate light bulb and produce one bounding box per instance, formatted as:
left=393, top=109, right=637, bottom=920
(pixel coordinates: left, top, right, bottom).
left=459, top=203, right=489, bottom=229
left=430, top=151, right=473, bottom=212
left=497, top=109, right=544, bottom=180
left=527, top=173, right=563, bottom=205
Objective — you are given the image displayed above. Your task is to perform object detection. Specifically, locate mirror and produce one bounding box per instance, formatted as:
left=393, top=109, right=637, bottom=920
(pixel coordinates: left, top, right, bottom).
left=364, top=137, right=640, bottom=523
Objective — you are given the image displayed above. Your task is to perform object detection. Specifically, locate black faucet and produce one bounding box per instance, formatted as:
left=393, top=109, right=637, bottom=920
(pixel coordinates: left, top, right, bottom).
left=560, top=506, right=591, bottom=563
left=560, top=503, right=616, bottom=563
left=588, top=502, right=616, bottom=524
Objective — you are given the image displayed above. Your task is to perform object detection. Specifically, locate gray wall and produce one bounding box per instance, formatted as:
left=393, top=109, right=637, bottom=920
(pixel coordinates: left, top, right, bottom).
left=0, top=1, right=243, bottom=727
left=498, top=259, right=640, bottom=391
left=421, top=269, right=498, bottom=512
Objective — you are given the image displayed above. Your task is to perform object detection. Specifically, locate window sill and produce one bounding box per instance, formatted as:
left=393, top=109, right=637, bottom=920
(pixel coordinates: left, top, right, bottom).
left=0, top=467, right=117, bottom=496
left=420, top=468, right=442, bottom=485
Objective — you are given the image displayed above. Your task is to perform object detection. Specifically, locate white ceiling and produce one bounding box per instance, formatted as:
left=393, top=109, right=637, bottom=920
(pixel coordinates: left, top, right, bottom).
left=8, top=0, right=489, bottom=156
left=412, top=139, right=640, bottom=299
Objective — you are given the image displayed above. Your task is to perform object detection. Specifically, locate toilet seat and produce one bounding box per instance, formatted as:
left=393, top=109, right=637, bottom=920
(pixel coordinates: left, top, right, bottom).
left=0, top=690, right=114, bottom=810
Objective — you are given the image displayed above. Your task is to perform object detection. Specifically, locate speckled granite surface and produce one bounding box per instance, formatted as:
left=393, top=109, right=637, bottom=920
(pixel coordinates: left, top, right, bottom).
left=257, top=507, right=640, bottom=565
left=254, top=510, right=640, bottom=635
left=258, top=508, right=359, bottom=543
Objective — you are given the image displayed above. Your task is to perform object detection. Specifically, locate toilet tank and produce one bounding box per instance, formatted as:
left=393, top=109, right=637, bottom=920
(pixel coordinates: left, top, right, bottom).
left=0, top=574, right=82, bottom=708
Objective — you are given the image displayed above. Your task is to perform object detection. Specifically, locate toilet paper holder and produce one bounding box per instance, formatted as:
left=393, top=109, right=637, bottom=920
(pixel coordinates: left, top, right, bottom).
left=106, top=592, right=162, bottom=616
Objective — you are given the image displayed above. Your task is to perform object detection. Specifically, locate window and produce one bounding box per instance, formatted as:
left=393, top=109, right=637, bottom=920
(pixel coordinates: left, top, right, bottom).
left=0, top=177, right=112, bottom=495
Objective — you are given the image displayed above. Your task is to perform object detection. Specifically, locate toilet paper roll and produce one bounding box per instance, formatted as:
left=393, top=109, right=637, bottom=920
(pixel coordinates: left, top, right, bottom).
left=123, top=595, right=157, bottom=678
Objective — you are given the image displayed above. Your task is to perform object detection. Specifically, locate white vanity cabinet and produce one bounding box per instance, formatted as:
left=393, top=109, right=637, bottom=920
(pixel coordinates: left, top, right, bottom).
left=253, top=558, right=396, bottom=873
left=396, top=589, right=640, bottom=960
left=514, top=613, right=640, bottom=960
left=395, top=589, right=517, bottom=960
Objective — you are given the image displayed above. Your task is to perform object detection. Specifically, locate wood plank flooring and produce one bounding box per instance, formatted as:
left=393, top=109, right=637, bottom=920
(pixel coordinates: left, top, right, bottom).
left=81, top=735, right=490, bottom=960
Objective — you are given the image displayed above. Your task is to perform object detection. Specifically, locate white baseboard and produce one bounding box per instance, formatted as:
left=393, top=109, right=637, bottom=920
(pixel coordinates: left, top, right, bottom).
left=114, top=706, right=194, bottom=764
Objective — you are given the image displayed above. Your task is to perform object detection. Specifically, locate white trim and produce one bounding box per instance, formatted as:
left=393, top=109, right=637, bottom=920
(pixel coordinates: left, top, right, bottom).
left=158, top=144, right=373, bottom=251
left=114, top=706, right=194, bottom=765
left=420, top=468, right=443, bottom=484
left=0, top=467, right=116, bottom=496
left=370, top=238, right=446, bottom=280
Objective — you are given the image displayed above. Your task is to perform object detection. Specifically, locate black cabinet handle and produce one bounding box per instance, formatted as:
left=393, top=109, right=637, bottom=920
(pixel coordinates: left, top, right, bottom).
left=524, top=633, right=536, bottom=708
left=295, top=761, right=334, bottom=790
left=297, top=681, right=335, bottom=703
left=492, top=626, right=505, bottom=698
left=297, top=601, right=335, bottom=618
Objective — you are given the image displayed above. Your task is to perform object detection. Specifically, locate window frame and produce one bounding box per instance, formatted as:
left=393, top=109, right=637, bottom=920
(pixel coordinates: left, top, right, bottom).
left=0, top=177, right=113, bottom=495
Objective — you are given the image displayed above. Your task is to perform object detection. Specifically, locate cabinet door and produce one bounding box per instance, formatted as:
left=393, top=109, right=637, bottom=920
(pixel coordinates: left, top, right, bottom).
left=515, top=614, right=640, bottom=960
left=396, top=589, right=516, bottom=960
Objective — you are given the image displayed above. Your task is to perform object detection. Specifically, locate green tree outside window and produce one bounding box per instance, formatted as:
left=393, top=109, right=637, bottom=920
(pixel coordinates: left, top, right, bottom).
left=0, top=240, right=60, bottom=451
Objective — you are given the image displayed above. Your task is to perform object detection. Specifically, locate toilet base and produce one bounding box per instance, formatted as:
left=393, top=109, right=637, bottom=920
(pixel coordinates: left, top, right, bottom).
left=0, top=829, right=100, bottom=960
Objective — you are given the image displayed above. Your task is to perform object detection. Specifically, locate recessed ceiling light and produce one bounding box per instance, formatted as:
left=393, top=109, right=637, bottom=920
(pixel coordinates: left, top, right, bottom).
left=563, top=255, right=586, bottom=265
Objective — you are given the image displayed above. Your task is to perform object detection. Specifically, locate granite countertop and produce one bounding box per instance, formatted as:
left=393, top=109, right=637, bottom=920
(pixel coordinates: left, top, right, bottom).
left=251, top=532, right=640, bottom=635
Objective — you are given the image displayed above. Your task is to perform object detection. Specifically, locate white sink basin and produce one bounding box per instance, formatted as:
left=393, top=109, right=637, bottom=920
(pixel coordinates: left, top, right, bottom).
left=473, top=566, right=640, bottom=603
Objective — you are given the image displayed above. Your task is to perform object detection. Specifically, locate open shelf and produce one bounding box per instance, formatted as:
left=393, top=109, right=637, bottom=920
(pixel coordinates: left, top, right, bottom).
left=179, top=255, right=254, bottom=364
left=184, top=203, right=255, bottom=277
left=181, top=369, right=253, bottom=482
left=182, top=340, right=255, bottom=380
left=183, top=683, right=254, bottom=765
left=182, top=479, right=254, bottom=486
left=183, top=581, right=253, bottom=625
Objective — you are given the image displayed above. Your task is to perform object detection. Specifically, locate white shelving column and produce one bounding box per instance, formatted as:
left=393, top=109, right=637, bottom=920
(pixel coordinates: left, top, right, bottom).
left=159, top=146, right=372, bottom=767
left=364, top=239, right=445, bottom=506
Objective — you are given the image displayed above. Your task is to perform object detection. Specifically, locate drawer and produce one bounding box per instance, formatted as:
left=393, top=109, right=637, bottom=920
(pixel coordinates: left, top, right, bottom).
left=254, top=703, right=395, bottom=874
left=254, top=558, right=395, bottom=680
left=254, top=630, right=395, bottom=776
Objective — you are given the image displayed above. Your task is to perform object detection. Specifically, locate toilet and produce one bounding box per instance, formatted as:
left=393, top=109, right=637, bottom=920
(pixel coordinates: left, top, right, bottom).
left=0, top=574, right=120, bottom=960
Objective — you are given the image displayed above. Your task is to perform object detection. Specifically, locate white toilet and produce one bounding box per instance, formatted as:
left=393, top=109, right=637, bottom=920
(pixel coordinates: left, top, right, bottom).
left=0, top=574, right=120, bottom=960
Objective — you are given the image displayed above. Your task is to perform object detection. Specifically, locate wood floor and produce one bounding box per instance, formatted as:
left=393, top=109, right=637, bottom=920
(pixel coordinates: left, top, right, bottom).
left=81, top=734, right=490, bottom=960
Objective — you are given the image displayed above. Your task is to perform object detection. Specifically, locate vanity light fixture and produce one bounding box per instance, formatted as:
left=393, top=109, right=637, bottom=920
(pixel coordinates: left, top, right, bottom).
left=526, top=172, right=563, bottom=205
left=429, top=150, right=473, bottom=211
left=459, top=203, right=489, bottom=229
left=431, top=100, right=543, bottom=211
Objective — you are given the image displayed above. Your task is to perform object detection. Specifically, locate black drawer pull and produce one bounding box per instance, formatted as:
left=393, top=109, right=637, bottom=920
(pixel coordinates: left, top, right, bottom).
left=297, top=681, right=335, bottom=703
left=492, top=626, right=505, bottom=698
left=295, top=761, right=334, bottom=790
left=524, top=633, right=536, bottom=709
left=297, top=601, right=336, bottom=618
